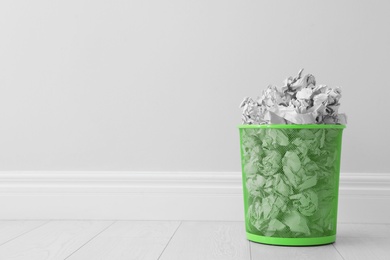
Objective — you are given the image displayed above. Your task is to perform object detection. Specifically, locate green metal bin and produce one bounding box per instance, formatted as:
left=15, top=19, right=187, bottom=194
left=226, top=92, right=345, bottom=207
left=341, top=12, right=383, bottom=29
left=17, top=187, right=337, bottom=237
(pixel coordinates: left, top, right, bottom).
left=238, top=124, right=345, bottom=246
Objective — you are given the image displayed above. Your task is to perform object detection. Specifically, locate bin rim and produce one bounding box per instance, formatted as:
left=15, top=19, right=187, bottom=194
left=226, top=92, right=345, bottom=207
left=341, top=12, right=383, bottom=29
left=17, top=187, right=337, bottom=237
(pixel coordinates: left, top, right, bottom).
left=238, top=124, right=346, bottom=129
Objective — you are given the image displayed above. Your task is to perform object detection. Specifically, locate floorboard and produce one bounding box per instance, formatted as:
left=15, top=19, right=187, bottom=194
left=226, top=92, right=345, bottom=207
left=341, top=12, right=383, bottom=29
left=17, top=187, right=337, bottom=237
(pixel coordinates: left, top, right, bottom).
left=333, top=223, right=390, bottom=260
left=337, top=223, right=390, bottom=238
left=333, top=237, right=390, bottom=260
left=0, top=221, right=388, bottom=260
left=0, top=220, right=113, bottom=260
left=159, top=221, right=250, bottom=260
left=67, top=221, right=180, bottom=260
left=0, top=221, right=47, bottom=246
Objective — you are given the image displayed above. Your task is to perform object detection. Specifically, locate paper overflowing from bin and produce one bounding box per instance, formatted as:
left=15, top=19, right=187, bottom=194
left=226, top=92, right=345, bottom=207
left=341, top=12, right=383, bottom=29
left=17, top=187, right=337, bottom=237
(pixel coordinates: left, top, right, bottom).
left=242, top=127, right=341, bottom=238
left=240, top=69, right=347, bottom=125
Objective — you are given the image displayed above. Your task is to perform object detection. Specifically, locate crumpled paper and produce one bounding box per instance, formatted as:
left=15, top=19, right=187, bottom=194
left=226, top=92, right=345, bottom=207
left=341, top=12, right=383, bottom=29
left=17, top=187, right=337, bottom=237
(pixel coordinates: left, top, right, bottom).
left=243, top=128, right=341, bottom=237
left=290, top=190, right=319, bottom=217
left=240, top=69, right=347, bottom=125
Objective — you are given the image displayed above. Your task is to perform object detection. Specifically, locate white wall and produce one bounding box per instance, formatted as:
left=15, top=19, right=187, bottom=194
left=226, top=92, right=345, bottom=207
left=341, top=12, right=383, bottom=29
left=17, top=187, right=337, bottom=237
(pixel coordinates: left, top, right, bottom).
left=0, top=0, right=389, bottom=173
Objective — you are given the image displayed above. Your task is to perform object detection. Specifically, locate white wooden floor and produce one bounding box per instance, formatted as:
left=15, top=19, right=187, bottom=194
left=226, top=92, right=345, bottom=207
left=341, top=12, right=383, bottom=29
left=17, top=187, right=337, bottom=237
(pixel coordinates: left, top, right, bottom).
left=0, top=221, right=388, bottom=260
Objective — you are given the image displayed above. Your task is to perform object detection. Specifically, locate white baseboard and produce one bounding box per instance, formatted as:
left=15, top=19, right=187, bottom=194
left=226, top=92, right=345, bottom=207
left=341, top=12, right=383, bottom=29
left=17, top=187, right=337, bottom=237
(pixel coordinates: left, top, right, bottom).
left=0, top=171, right=389, bottom=223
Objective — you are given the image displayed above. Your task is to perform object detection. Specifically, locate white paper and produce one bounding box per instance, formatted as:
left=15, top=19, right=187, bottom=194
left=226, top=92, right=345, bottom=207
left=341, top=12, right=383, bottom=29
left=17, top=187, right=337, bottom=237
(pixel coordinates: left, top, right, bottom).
left=240, top=69, right=347, bottom=125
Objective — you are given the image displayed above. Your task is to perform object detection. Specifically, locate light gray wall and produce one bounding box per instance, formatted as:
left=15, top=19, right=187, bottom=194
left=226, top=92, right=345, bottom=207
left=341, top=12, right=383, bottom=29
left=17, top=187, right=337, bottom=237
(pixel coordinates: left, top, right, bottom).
left=0, top=0, right=389, bottom=172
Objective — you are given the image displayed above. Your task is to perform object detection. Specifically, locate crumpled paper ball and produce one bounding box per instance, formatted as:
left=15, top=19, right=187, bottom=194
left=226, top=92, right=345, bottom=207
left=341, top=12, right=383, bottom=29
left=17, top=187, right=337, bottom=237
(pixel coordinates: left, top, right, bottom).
left=240, top=69, right=347, bottom=125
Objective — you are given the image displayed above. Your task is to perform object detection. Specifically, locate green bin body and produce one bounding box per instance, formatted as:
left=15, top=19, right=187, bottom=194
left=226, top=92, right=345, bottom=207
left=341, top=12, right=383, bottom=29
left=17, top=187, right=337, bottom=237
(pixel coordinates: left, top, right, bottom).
left=238, top=124, right=345, bottom=246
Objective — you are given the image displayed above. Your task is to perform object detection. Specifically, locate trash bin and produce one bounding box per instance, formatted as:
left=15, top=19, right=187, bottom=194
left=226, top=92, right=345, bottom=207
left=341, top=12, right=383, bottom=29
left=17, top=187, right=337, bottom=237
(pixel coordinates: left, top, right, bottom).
left=238, top=124, right=346, bottom=246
